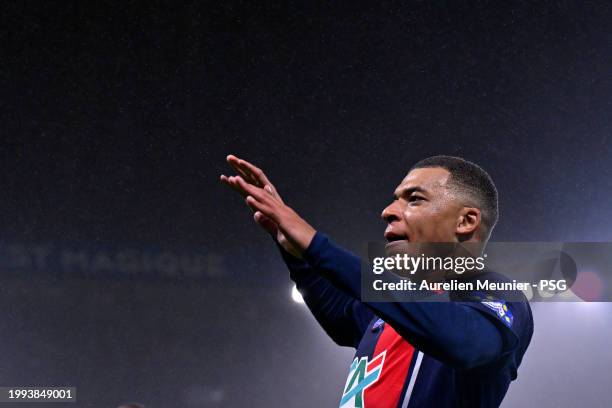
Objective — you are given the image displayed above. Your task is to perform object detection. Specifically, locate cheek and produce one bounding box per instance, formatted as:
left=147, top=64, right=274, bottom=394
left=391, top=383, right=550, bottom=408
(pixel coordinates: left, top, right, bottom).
left=402, top=206, right=457, bottom=240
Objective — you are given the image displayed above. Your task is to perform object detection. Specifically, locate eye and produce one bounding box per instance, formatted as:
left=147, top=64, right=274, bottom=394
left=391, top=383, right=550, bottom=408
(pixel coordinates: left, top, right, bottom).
left=408, top=195, right=424, bottom=203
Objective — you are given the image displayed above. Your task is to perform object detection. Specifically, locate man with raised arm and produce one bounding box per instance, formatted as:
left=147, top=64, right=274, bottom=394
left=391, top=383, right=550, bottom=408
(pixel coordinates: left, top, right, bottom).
left=220, top=154, right=533, bottom=408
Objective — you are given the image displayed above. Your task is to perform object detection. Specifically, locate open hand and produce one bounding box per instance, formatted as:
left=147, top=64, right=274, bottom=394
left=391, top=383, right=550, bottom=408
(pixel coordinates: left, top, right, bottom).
left=220, top=155, right=316, bottom=258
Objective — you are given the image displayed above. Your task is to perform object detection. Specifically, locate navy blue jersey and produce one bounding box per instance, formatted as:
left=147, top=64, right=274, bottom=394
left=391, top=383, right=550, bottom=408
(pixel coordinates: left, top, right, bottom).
left=281, top=232, right=533, bottom=408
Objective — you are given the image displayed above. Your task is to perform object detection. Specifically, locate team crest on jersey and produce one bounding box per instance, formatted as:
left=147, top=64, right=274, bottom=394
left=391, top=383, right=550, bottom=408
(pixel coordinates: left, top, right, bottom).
left=339, top=351, right=386, bottom=408
left=372, top=318, right=385, bottom=331
left=482, top=299, right=514, bottom=327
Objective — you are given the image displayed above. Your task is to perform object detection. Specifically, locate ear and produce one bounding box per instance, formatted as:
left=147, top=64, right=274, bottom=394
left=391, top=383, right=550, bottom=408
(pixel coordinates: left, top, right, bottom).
left=456, top=207, right=481, bottom=237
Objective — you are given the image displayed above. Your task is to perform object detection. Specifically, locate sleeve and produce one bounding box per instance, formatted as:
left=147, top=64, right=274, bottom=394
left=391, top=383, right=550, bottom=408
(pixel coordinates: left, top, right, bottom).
left=302, top=232, right=514, bottom=370
left=460, top=294, right=534, bottom=376
left=278, top=243, right=375, bottom=348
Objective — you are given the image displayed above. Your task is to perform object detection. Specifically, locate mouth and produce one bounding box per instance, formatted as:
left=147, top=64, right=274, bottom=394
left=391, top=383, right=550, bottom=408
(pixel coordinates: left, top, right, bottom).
left=384, top=230, right=409, bottom=244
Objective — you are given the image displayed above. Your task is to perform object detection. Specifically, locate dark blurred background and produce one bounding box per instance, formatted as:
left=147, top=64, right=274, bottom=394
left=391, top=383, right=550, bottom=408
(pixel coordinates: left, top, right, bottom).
left=0, top=1, right=611, bottom=407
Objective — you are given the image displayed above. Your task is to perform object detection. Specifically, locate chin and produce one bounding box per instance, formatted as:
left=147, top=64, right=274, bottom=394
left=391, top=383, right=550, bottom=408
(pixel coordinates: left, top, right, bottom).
left=384, top=240, right=415, bottom=257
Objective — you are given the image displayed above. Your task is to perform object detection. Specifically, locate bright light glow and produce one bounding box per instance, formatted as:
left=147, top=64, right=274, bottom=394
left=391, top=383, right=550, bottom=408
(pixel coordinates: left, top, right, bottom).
left=291, top=284, right=305, bottom=304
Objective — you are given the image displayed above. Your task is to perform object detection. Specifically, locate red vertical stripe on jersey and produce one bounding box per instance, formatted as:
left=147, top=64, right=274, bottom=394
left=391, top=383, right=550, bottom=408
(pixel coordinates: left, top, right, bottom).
left=363, top=324, right=415, bottom=408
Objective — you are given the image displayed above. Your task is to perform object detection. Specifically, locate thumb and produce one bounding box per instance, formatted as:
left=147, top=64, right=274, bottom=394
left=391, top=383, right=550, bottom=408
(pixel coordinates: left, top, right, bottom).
left=253, top=211, right=278, bottom=235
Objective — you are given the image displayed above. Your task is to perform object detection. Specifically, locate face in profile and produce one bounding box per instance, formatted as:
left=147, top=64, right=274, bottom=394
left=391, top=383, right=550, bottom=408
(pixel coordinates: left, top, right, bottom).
left=382, top=167, right=466, bottom=251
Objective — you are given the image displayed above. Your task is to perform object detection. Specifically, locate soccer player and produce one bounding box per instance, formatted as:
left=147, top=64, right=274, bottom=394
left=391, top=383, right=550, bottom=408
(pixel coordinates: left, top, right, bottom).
left=220, top=155, right=533, bottom=408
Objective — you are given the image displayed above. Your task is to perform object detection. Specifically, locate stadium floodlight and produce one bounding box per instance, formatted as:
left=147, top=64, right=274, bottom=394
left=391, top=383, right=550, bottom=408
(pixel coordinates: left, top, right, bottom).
left=291, top=284, right=305, bottom=304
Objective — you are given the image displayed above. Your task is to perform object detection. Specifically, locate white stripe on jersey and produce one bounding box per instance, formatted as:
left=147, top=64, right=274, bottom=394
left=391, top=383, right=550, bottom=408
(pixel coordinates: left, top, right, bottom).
left=401, top=351, right=424, bottom=408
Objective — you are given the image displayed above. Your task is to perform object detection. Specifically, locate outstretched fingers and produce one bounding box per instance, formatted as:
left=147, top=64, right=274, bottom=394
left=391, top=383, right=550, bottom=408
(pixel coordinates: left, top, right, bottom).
left=234, top=176, right=267, bottom=200
left=220, top=174, right=249, bottom=198
left=245, top=195, right=278, bottom=222
left=226, top=155, right=251, bottom=181
left=231, top=177, right=280, bottom=221
left=228, top=155, right=284, bottom=203
left=238, top=159, right=271, bottom=186
left=227, top=155, right=262, bottom=187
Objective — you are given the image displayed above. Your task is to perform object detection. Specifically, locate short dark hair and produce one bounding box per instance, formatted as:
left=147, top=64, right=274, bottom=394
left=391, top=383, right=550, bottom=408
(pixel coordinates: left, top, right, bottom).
left=411, top=155, right=499, bottom=241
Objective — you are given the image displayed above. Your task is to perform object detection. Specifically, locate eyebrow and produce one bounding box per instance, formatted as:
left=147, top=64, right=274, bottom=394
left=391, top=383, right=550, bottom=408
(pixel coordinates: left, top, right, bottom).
left=394, top=186, right=428, bottom=199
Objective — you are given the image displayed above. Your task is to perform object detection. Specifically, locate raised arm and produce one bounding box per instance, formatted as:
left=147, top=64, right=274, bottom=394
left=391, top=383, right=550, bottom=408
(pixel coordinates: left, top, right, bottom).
left=225, top=169, right=519, bottom=370
left=279, top=243, right=374, bottom=347
left=220, top=155, right=373, bottom=347
left=301, top=232, right=516, bottom=369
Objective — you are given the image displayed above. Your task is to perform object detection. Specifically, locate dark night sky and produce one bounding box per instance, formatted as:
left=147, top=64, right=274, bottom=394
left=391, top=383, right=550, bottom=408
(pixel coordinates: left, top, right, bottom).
left=2, top=1, right=611, bottom=252
left=1, top=2, right=612, bottom=407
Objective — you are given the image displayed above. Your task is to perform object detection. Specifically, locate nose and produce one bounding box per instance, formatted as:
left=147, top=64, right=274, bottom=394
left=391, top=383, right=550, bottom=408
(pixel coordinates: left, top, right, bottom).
left=381, top=201, right=401, bottom=223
